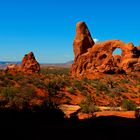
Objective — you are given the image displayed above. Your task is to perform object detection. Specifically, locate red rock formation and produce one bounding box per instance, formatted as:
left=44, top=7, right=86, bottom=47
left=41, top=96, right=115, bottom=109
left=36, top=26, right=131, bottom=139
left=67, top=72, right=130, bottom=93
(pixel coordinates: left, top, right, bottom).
left=21, top=52, right=40, bottom=74
left=5, top=52, right=40, bottom=74
left=5, top=64, right=21, bottom=73
left=70, top=22, right=140, bottom=78
left=73, top=22, right=95, bottom=60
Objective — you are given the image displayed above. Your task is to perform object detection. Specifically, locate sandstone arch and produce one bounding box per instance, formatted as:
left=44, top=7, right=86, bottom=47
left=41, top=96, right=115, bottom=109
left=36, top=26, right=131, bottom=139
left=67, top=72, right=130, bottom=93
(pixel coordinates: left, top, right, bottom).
left=70, top=22, right=140, bottom=78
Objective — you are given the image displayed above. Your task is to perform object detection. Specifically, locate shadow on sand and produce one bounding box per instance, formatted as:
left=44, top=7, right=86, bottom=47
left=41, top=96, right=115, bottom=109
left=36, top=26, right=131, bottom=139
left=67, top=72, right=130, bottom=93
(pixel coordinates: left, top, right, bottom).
left=0, top=108, right=140, bottom=140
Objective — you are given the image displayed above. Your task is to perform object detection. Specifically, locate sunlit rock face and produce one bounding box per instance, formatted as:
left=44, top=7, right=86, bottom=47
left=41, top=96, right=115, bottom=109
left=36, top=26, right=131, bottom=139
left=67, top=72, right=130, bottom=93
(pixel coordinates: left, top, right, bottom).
left=5, top=52, right=40, bottom=74
left=70, top=21, right=140, bottom=78
left=73, top=22, right=95, bottom=60
left=21, top=52, right=40, bottom=74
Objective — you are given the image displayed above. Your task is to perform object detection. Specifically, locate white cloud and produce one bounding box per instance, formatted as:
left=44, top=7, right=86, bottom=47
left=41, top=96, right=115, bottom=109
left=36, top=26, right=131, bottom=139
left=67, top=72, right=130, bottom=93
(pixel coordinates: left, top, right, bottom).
left=93, top=38, right=99, bottom=44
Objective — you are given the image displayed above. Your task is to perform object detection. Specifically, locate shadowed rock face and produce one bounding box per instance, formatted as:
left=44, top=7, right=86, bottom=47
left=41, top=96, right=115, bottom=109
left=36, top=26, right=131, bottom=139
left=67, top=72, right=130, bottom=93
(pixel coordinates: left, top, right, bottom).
left=5, top=52, right=40, bottom=74
left=70, top=22, right=140, bottom=78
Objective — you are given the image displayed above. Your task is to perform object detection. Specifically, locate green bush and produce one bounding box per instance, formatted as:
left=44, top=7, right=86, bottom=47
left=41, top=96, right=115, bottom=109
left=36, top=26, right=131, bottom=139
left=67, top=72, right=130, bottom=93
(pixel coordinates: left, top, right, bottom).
left=0, top=85, right=36, bottom=109
left=41, top=67, right=69, bottom=76
left=106, top=78, right=118, bottom=88
left=89, top=79, right=109, bottom=94
left=46, top=80, right=60, bottom=96
left=135, top=108, right=140, bottom=118
left=67, top=87, right=75, bottom=94
left=73, top=80, right=85, bottom=91
left=59, top=92, right=66, bottom=98
left=119, top=87, right=128, bottom=93
left=97, top=83, right=109, bottom=93
left=79, top=94, right=99, bottom=115
left=0, top=86, right=18, bottom=101
left=28, top=77, right=46, bottom=89
left=120, top=79, right=129, bottom=84
left=122, top=99, right=137, bottom=111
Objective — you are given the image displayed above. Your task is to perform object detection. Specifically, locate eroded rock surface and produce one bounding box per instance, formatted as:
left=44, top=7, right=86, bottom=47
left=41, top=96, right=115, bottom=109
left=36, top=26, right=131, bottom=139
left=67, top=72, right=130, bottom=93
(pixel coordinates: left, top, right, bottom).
left=21, top=52, right=40, bottom=74
left=5, top=52, right=40, bottom=74
left=70, top=22, right=140, bottom=78
left=73, top=22, right=95, bottom=60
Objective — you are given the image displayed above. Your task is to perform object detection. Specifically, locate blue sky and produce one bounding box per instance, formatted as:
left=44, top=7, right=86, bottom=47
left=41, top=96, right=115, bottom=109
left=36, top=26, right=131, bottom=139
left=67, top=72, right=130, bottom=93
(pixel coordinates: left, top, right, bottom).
left=0, top=0, right=140, bottom=63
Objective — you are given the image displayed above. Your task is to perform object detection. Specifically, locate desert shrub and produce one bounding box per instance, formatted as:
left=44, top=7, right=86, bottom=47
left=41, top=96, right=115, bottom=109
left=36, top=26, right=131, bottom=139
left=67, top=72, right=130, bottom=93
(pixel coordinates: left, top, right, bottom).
left=90, top=78, right=100, bottom=86
left=41, top=67, right=70, bottom=76
left=110, top=86, right=128, bottom=95
left=0, top=86, right=18, bottom=101
left=0, top=85, right=36, bottom=109
left=18, top=85, right=35, bottom=100
left=57, top=78, right=70, bottom=88
left=79, top=94, right=99, bottom=115
left=94, top=82, right=109, bottom=94
left=120, top=79, right=129, bottom=84
left=95, top=90, right=100, bottom=96
left=97, top=83, right=109, bottom=92
left=82, top=77, right=90, bottom=84
left=0, top=77, right=14, bottom=87
left=0, top=74, right=5, bottom=81
left=46, top=80, right=60, bottom=96
left=110, top=88, right=120, bottom=95
left=106, top=78, right=118, bottom=88
left=67, top=87, right=75, bottom=94
left=13, top=73, right=24, bottom=81
left=107, top=93, right=115, bottom=98
left=73, top=79, right=85, bottom=91
left=5, top=73, right=14, bottom=80
left=40, top=68, right=47, bottom=75
left=65, top=96, right=72, bottom=104
left=28, top=77, right=46, bottom=89
left=122, top=99, right=137, bottom=111
left=60, top=77, right=71, bottom=87
left=119, top=87, right=128, bottom=92
left=59, top=92, right=66, bottom=98
left=89, top=79, right=109, bottom=93
left=135, top=108, right=140, bottom=118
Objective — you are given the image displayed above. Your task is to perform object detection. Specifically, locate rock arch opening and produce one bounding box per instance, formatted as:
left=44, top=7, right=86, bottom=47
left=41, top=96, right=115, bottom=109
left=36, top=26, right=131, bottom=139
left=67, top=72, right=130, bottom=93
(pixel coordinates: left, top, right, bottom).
left=112, top=48, right=122, bottom=56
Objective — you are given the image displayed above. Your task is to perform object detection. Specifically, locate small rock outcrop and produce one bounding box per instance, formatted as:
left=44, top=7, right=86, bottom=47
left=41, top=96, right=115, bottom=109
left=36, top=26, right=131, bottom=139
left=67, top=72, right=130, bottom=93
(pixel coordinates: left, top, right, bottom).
left=5, top=64, right=21, bottom=73
left=5, top=52, right=40, bottom=74
left=70, top=22, right=140, bottom=78
left=21, top=52, right=40, bottom=74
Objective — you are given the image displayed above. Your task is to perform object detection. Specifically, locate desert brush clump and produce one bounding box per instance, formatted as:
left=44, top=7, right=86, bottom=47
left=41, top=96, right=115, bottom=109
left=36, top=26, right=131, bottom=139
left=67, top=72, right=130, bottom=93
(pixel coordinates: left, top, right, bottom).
left=122, top=99, right=137, bottom=111
left=0, top=85, right=36, bottom=109
left=0, top=67, right=140, bottom=108
left=67, top=87, right=75, bottom=94
left=79, top=94, right=99, bottom=115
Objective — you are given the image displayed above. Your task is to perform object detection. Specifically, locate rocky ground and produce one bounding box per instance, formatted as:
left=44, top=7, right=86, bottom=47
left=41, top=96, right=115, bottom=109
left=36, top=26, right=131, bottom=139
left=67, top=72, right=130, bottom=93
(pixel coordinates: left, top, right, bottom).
left=0, top=66, right=140, bottom=118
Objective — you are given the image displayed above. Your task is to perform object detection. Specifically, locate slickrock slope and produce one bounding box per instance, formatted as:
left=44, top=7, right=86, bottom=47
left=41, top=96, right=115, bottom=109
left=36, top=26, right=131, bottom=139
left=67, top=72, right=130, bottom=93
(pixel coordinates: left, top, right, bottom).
left=70, top=22, right=140, bottom=78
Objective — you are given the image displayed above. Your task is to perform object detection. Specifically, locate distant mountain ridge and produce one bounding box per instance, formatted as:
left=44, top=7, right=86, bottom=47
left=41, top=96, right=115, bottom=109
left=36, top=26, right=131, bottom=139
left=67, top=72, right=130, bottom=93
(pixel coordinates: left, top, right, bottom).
left=0, top=61, right=21, bottom=69
left=0, top=61, right=21, bottom=65
left=65, top=60, right=73, bottom=64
